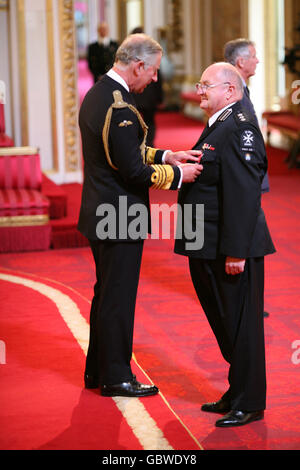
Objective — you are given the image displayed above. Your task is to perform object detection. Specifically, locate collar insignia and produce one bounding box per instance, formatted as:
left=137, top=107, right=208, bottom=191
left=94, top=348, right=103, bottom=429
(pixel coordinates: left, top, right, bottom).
left=217, top=108, right=232, bottom=122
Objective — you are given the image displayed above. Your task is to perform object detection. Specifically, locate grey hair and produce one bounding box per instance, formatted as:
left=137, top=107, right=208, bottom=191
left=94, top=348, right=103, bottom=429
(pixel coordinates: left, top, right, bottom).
left=224, top=38, right=255, bottom=65
left=115, top=33, right=163, bottom=67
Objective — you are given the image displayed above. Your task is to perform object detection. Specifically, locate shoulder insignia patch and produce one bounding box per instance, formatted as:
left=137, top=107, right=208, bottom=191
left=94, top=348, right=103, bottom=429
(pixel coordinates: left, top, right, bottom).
left=241, top=130, right=255, bottom=147
left=218, top=108, right=232, bottom=122
left=119, top=120, right=133, bottom=127
left=237, top=112, right=247, bottom=122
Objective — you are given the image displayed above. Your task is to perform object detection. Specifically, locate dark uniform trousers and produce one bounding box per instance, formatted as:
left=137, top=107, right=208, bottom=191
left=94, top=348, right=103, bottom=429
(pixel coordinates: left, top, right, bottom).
left=189, top=256, right=266, bottom=411
left=86, top=239, right=144, bottom=386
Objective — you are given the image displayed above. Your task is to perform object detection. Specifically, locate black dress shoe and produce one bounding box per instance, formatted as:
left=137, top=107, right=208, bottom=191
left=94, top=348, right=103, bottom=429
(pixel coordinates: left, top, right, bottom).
left=84, top=374, right=99, bottom=389
left=215, top=410, right=264, bottom=427
left=201, top=398, right=230, bottom=414
left=101, top=376, right=159, bottom=397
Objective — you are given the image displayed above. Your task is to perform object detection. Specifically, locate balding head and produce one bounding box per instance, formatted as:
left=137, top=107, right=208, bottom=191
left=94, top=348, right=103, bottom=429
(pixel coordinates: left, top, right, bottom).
left=205, top=62, right=244, bottom=97
left=98, top=22, right=109, bottom=38
left=196, top=62, right=244, bottom=117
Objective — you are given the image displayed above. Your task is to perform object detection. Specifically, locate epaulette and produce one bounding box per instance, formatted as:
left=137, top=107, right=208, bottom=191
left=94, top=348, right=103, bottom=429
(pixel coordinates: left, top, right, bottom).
left=111, top=90, right=128, bottom=109
left=236, top=111, right=247, bottom=122
left=102, top=90, right=148, bottom=170
left=217, top=108, right=232, bottom=122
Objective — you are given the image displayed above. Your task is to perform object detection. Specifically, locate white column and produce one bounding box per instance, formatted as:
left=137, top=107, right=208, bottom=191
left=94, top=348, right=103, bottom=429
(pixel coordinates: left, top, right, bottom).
left=88, top=0, right=100, bottom=43
left=248, top=0, right=266, bottom=123
left=9, top=0, right=23, bottom=147
left=24, top=0, right=54, bottom=171
left=105, top=0, right=119, bottom=41
left=0, top=5, right=13, bottom=139
left=144, top=0, right=166, bottom=38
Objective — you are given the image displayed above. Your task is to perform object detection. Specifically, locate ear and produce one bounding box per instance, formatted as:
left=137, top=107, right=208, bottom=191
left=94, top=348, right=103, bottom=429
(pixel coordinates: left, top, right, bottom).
left=225, top=84, right=235, bottom=100
left=236, top=56, right=244, bottom=70
left=133, top=60, right=144, bottom=76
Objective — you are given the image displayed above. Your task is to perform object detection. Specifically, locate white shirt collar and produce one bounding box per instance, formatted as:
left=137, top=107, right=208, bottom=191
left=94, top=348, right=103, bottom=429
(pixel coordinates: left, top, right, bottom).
left=99, top=36, right=110, bottom=47
left=106, top=68, right=129, bottom=93
left=208, top=102, right=236, bottom=127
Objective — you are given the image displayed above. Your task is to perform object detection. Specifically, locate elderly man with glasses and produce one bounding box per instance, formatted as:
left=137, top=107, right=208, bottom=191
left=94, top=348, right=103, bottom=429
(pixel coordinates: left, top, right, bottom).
left=175, top=62, right=275, bottom=427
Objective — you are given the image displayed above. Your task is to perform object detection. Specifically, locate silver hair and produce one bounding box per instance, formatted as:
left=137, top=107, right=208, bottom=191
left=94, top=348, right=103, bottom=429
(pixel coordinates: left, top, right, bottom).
left=224, top=38, right=255, bottom=65
left=115, top=33, right=162, bottom=67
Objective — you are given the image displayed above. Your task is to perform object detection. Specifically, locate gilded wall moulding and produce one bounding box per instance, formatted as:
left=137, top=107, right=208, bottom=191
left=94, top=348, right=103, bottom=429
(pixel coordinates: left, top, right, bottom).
left=59, top=0, right=79, bottom=172
left=0, top=0, right=9, bottom=10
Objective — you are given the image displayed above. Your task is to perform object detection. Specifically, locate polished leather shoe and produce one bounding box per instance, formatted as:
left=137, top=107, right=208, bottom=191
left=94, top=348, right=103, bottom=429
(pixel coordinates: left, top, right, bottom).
left=101, top=376, right=159, bottom=397
left=84, top=374, right=99, bottom=389
left=215, top=409, right=264, bottom=427
left=201, top=398, right=230, bottom=414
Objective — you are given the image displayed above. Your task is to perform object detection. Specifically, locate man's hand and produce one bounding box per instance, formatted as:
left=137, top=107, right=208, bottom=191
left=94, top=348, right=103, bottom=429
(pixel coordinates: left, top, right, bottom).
left=225, top=257, right=246, bottom=275
left=165, top=150, right=203, bottom=166
left=180, top=163, right=203, bottom=183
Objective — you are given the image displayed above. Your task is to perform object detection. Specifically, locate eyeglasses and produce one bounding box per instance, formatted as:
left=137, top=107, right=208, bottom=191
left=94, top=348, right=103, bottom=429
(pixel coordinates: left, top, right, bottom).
left=195, top=82, right=230, bottom=92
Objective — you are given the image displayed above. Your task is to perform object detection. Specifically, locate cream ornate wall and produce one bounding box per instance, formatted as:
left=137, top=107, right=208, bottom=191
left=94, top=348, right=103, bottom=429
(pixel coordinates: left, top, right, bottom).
left=1, top=0, right=298, bottom=183
left=5, top=0, right=81, bottom=184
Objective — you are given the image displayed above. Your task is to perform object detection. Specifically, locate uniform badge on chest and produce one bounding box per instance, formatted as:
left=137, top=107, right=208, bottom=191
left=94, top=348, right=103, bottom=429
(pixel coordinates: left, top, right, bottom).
left=119, top=120, right=133, bottom=127
left=202, top=143, right=215, bottom=151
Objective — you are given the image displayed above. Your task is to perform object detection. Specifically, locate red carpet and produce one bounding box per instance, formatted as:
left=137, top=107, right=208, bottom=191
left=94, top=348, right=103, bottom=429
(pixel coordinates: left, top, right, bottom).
left=1, top=109, right=300, bottom=451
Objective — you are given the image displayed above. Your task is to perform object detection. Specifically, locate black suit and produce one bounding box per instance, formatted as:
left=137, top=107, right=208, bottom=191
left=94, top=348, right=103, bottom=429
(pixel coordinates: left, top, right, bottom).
left=87, top=40, right=119, bottom=83
left=133, top=70, right=164, bottom=146
left=78, top=75, right=181, bottom=385
left=174, top=102, right=275, bottom=411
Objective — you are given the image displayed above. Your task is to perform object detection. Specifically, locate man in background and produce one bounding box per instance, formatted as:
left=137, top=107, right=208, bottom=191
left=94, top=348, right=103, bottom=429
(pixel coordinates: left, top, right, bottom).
left=87, top=22, right=119, bottom=83
left=224, top=38, right=271, bottom=319
left=224, top=38, right=270, bottom=194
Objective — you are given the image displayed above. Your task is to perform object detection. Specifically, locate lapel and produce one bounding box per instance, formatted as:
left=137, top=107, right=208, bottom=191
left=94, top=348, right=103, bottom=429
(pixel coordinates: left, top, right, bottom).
left=193, top=120, right=221, bottom=149
left=193, top=105, right=236, bottom=149
left=244, top=85, right=250, bottom=98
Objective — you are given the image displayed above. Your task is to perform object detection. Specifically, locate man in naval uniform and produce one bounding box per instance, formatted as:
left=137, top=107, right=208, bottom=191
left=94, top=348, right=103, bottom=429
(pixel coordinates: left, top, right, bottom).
left=174, top=62, right=275, bottom=427
left=78, top=33, right=203, bottom=398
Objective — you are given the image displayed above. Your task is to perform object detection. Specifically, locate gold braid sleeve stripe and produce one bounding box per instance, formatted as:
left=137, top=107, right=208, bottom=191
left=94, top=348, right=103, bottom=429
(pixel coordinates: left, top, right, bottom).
left=102, top=90, right=148, bottom=170
left=145, top=147, right=158, bottom=165
left=150, top=164, right=174, bottom=190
